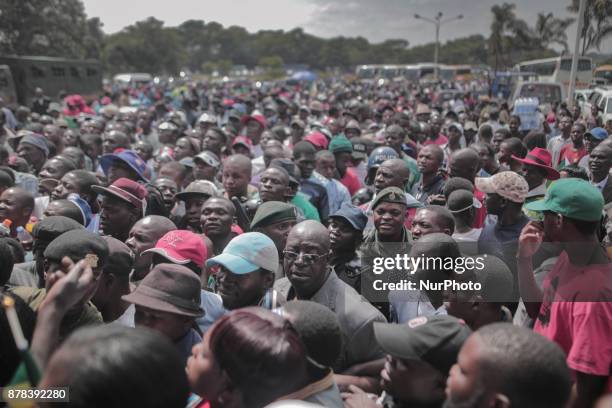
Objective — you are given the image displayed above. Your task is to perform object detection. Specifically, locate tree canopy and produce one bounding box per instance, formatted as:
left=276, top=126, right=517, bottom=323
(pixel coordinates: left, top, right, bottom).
left=0, top=0, right=604, bottom=75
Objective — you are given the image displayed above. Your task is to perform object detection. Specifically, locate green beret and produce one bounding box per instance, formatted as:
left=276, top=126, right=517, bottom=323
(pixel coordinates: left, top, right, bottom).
left=328, top=135, right=353, bottom=154
left=371, top=187, right=407, bottom=209
left=250, top=201, right=298, bottom=229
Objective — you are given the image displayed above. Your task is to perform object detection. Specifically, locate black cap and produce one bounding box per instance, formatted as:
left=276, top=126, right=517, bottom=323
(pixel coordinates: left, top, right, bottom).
left=44, top=229, right=109, bottom=268
left=270, top=158, right=299, bottom=186
left=374, top=315, right=472, bottom=374
left=250, top=201, right=298, bottom=229
left=32, top=216, right=84, bottom=250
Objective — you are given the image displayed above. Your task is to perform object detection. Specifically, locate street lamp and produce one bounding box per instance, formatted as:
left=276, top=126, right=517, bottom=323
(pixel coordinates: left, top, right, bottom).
left=414, top=12, right=463, bottom=81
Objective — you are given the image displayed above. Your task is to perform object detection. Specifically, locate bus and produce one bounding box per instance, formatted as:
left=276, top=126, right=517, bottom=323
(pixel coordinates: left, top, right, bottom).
left=593, top=65, right=612, bottom=86
left=513, top=56, right=593, bottom=91
left=0, top=55, right=102, bottom=106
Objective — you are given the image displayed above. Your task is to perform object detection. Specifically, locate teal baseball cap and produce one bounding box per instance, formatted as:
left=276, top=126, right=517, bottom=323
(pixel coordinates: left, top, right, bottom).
left=524, top=178, right=604, bottom=222
left=206, top=232, right=279, bottom=274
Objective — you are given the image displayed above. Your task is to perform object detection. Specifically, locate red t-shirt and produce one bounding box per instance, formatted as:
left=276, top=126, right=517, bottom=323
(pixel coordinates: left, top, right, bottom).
left=422, top=134, right=448, bottom=146
left=557, top=144, right=587, bottom=167
left=473, top=188, right=487, bottom=228
left=534, top=251, right=612, bottom=387
left=340, top=167, right=362, bottom=196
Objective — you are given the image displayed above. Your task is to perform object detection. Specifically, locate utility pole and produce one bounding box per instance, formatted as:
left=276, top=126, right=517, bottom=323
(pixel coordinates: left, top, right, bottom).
left=414, top=12, right=463, bottom=81
left=567, top=0, right=586, bottom=108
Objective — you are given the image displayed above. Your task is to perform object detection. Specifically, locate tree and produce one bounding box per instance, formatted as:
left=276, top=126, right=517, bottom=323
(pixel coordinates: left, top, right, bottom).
left=103, top=17, right=186, bottom=75
left=0, top=0, right=98, bottom=58
left=568, top=0, right=612, bottom=54
left=257, top=55, right=285, bottom=79
left=534, top=13, right=575, bottom=53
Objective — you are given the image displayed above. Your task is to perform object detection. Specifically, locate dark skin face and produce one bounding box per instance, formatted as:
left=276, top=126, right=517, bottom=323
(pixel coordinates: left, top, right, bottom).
left=570, top=125, right=585, bottom=148
left=200, top=199, right=234, bottom=239
left=39, top=158, right=71, bottom=180
left=259, top=219, right=296, bottom=256
left=430, top=116, right=443, bottom=138
left=193, top=160, right=217, bottom=182
left=259, top=168, right=289, bottom=202
left=174, top=137, right=196, bottom=161
left=80, top=134, right=103, bottom=159
left=294, top=152, right=316, bottom=179
left=125, top=217, right=174, bottom=276
left=382, top=356, right=446, bottom=407
left=411, top=208, right=450, bottom=240
left=134, top=305, right=192, bottom=342
left=315, top=154, right=336, bottom=179
left=496, top=141, right=514, bottom=165
left=246, top=120, right=263, bottom=144
left=447, top=127, right=462, bottom=147
left=445, top=334, right=492, bottom=408
left=184, top=196, right=208, bottom=231
left=385, top=126, right=404, bottom=153
left=0, top=188, right=32, bottom=227
left=521, top=163, right=547, bottom=190
left=417, top=145, right=443, bottom=176
left=509, top=117, right=520, bottom=134
left=222, top=159, right=251, bottom=199
left=284, top=222, right=330, bottom=299
left=107, top=161, right=139, bottom=184
left=584, top=133, right=603, bottom=154
left=334, top=151, right=352, bottom=177
left=491, top=132, right=506, bottom=153
left=99, top=195, right=139, bottom=241
left=328, top=217, right=360, bottom=252
left=102, top=131, right=129, bottom=155
left=484, top=192, right=506, bottom=217
left=374, top=160, right=409, bottom=193
left=589, top=144, right=612, bottom=182
left=202, top=130, right=224, bottom=155
left=133, top=141, right=153, bottom=162
left=153, top=178, right=177, bottom=212
left=216, top=266, right=274, bottom=310
left=373, top=202, right=406, bottom=241
left=52, top=173, right=83, bottom=200
left=558, top=116, right=573, bottom=135
left=17, top=142, right=46, bottom=171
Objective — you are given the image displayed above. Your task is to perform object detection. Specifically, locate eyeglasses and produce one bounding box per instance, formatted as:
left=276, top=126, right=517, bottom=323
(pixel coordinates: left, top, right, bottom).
left=283, top=250, right=327, bottom=265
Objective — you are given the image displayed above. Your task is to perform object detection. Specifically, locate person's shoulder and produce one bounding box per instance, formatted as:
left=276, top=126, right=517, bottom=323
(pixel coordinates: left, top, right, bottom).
left=8, top=286, right=45, bottom=309
left=331, top=276, right=385, bottom=323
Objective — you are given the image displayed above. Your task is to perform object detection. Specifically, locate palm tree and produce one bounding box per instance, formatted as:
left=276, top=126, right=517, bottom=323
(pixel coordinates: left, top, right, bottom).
left=489, top=3, right=539, bottom=69
left=534, top=13, right=576, bottom=53
left=568, top=0, right=612, bottom=54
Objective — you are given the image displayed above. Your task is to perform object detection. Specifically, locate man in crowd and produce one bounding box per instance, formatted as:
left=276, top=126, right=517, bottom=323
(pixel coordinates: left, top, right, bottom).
left=512, top=147, right=560, bottom=218
left=207, top=232, right=283, bottom=310
left=174, top=180, right=217, bottom=232
left=311, top=149, right=351, bottom=214
left=250, top=201, right=297, bottom=279
left=125, top=215, right=177, bottom=283
left=17, top=133, right=49, bottom=174
left=445, top=323, right=571, bottom=408
left=222, top=154, right=257, bottom=201
left=329, top=135, right=361, bottom=196
left=415, top=144, right=445, bottom=204
left=275, top=220, right=386, bottom=371
left=328, top=204, right=367, bottom=293
left=519, top=178, right=611, bottom=407
left=93, top=178, right=148, bottom=242
left=0, top=187, right=34, bottom=237
left=200, top=197, right=237, bottom=255
left=411, top=205, right=455, bottom=241
left=547, top=115, right=573, bottom=168
left=589, top=141, right=612, bottom=204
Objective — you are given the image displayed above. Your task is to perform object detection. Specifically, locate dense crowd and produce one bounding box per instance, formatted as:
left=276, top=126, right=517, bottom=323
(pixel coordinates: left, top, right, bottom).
left=0, top=77, right=611, bottom=408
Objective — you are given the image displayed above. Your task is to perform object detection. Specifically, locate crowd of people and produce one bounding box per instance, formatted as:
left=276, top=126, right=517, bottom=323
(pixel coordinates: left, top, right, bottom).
left=0, top=76, right=611, bottom=408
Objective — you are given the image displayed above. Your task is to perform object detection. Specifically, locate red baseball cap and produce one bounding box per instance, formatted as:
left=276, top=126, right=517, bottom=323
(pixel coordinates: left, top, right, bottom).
left=240, top=113, right=266, bottom=129
left=92, top=178, right=148, bottom=215
left=143, top=230, right=207, bottom=267
left=304, top=131, right=329, bottom=150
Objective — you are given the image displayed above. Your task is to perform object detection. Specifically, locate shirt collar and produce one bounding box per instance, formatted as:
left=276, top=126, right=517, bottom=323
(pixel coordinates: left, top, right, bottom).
left=593, top=175, right=609, bottom=191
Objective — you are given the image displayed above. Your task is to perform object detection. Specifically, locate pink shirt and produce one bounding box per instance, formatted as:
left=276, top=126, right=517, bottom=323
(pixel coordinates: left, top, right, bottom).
left=534, top=251, right=612, bottom=383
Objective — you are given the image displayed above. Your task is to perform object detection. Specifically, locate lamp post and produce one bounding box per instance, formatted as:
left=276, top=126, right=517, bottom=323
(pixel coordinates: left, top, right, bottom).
left=414, top=12, right=463, bottom=81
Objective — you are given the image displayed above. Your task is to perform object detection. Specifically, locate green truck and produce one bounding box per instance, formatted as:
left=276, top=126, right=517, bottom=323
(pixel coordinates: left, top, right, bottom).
left=0, top=55, right=101, bottom=107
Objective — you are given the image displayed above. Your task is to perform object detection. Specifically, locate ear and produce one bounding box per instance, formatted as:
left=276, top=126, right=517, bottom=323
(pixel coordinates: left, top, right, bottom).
left=262, top=271, right=275, bottom=290
left=490, top=393, right=511, bottom=408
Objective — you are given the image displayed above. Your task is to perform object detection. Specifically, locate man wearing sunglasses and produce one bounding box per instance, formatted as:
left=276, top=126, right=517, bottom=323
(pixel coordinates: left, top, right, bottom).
left=275, top=220, right=386, bottom=372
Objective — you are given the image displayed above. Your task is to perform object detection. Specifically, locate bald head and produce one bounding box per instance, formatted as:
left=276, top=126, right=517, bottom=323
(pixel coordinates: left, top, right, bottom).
left=135, top=215, right=177, bottom=237
left=224, top=154, right=252, bottom=175
left=287, top=220, right=330, bottom=253
left=421, top=144, right=444, bottom=163
left=375, top=159, right=411, bottom=192
left=126, top=215, right=177, bottom=277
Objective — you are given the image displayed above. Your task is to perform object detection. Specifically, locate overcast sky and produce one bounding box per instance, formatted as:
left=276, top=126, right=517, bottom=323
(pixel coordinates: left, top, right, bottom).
left=82, top=0, right=611, bottom=53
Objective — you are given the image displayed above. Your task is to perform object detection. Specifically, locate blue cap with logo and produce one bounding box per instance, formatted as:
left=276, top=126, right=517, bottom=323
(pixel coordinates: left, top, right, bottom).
left=585, top=127, right=608, bottom=140
left=100, top=150, right=148, bottom=182
left=206, top=232, right=278, bottom=274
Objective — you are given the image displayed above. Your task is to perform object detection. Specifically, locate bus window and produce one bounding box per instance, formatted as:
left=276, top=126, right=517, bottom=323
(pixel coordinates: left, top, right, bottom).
left=70, top=67, right=80, bottom=77
left=52, top=67, right=66, bottom=77
left=559, top=59, right=592, bottom=72
left=87, top=68, right=98, bottom=77
left=30, top=66, right=45, bottom=78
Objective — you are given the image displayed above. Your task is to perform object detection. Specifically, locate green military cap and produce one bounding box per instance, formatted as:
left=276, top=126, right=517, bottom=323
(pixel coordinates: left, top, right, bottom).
left=328, top=135, right=353, bottom=154
left=371, top=186, right=407, bottom=209
left=250, top=201, right=298, bottom=229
